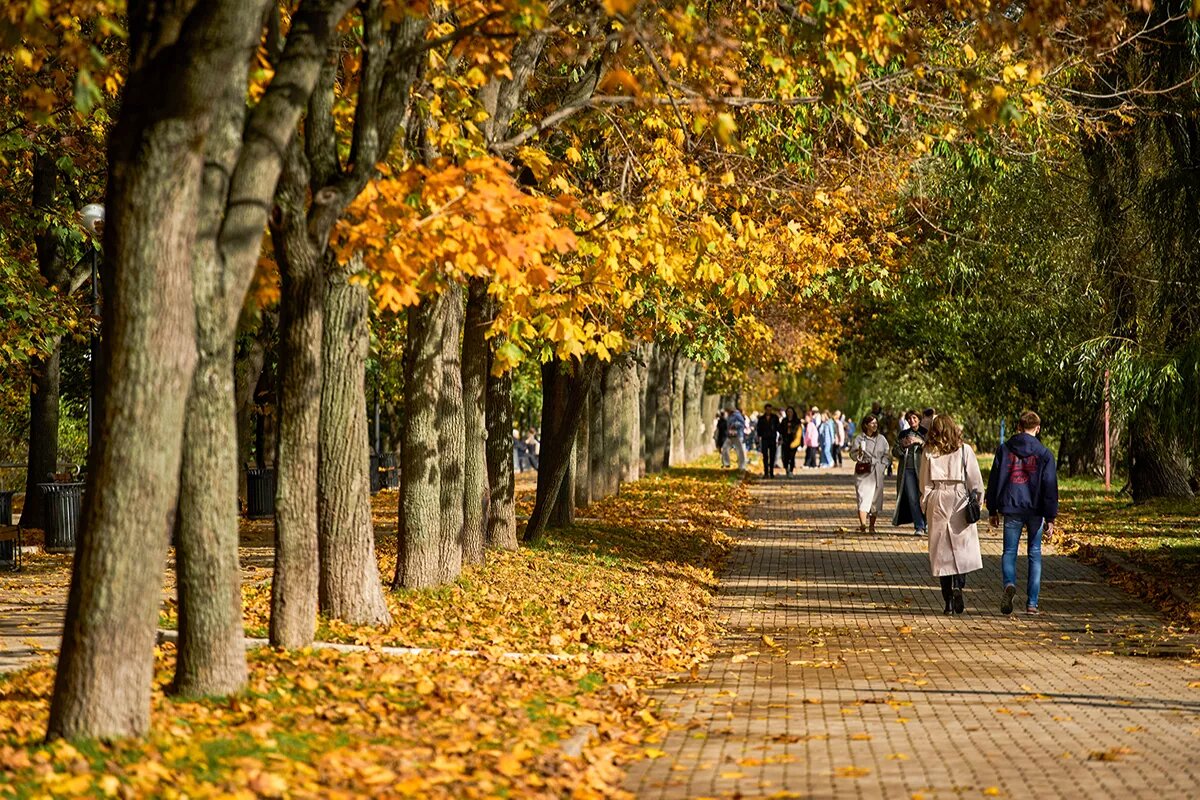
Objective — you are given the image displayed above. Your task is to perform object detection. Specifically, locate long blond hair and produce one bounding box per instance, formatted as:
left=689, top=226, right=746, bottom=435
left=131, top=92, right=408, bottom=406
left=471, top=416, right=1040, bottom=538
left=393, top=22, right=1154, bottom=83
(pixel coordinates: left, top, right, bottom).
left=924, top=414, right=964, bottom=455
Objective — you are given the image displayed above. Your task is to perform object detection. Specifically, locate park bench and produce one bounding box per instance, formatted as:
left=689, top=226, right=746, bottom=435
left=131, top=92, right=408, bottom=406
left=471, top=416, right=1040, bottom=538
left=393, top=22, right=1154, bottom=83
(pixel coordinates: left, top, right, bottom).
left=0, top=525, right=21, bottom=571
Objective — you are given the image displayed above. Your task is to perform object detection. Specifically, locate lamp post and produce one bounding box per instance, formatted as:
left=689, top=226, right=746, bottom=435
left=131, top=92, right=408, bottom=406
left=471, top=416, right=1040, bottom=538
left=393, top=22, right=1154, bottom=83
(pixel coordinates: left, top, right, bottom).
left=78, top=203, right=104, bottom=457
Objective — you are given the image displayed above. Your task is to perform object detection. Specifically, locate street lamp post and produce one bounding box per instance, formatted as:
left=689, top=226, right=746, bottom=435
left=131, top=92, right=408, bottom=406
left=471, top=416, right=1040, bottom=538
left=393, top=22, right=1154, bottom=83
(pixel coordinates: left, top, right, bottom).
left=79, top=203, right=104, bottom=458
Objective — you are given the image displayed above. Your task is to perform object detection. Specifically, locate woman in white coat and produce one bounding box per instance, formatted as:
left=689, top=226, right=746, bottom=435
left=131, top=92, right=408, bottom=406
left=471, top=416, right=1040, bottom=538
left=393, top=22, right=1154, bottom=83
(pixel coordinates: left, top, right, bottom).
left=849, top=414, right=890, bottom=533
left=919, top=414, right=985, bottom=615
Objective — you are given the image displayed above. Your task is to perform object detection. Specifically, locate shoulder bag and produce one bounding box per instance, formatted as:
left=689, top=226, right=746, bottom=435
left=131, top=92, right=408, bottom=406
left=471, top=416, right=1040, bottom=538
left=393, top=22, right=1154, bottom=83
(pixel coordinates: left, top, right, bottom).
left=960, top=445, right=982, bottom=523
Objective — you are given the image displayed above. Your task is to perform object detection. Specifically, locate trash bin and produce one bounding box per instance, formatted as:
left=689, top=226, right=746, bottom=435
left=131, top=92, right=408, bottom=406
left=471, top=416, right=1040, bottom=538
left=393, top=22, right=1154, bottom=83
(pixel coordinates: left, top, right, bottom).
left=0, top=490, right=14, bottom=564
left=246, top=467, right=276, bottom=519
left=380, top=453, right=399, bottom=489
left=39, top=482, right=83, bottom=553
left=369, top=453, right=381, bottom=494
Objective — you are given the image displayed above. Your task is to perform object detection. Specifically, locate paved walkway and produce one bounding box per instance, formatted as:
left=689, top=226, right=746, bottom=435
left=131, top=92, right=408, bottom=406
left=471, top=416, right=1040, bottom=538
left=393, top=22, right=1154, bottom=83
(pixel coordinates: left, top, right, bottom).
left=626, top=464, right=1200, bottom=799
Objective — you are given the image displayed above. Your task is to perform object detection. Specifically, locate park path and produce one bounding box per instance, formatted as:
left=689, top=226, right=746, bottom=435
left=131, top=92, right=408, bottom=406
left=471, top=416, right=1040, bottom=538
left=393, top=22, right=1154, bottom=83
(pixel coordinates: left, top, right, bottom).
left=625, top=463, right=1200, bottom=799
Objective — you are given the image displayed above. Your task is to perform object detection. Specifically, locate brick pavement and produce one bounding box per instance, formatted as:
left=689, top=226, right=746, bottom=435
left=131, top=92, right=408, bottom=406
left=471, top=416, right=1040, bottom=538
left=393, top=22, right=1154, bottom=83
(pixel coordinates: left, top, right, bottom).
left=626, top=464, right=1200, bottom=799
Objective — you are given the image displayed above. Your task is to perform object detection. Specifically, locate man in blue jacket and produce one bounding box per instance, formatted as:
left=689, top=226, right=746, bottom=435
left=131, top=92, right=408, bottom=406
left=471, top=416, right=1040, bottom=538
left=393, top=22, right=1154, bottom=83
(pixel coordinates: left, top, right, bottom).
left=986, top=410, right=1059, bottom=616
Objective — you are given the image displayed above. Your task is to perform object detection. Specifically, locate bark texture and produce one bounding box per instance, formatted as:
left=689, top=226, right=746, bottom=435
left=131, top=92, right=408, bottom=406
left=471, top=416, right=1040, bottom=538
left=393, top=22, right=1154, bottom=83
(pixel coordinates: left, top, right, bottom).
left=318, top=261, right=391, bottom=626
left=437, top=286, right=466, bottom=583
left=460, top=279, right=490, bottom=565
left=396, top=295, right=446, bottom=588
left=47, top=0, right=270, bottom=739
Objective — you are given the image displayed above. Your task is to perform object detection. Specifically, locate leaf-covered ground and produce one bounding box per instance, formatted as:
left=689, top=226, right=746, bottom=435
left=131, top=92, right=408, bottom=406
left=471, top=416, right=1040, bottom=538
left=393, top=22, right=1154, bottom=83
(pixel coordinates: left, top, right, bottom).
left=0, top=460, right=750, bottom=798
left=1053, top=476, right=1200, bottom=625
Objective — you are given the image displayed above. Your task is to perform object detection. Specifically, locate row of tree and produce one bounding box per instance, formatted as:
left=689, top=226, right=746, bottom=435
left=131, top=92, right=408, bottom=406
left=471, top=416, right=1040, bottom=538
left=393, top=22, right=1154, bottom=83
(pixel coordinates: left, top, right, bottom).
left=4, top=0, right=1178, bottom=746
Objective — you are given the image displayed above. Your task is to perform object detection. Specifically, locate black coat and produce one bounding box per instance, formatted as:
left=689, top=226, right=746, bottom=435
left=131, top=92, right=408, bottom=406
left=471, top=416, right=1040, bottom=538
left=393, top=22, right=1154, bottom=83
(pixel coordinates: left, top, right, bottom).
left=756, top=413, right=780, bottom=448
left=715, top=417, right=728, bottom=447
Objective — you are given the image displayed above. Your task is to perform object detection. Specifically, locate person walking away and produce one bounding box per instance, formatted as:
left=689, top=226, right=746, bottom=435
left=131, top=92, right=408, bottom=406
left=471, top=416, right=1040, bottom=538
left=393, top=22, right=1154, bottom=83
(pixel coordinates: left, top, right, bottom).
left=803, top=411, right=820, bottom=468
left=757, top=404, right=780, bottom=478
left=722, top=405, right=748, bottom=472
left=524, top=428, right=541, bottom=470
left=780, top=406, right=801, bottom=475
left=850, top=414, right=890, bottom=533
left=832, top=411, right=846, bottom=466
left=893, top=410, right=927, bottom=534
left=513, top=428, right=526, bottom=472
left=919, top=414, right=984, bottom=615
left=986, top=410, right=1059, bottom=615
left=819, top=410, right=836, bottom=467
left=715, top=411, right=729, bottom=466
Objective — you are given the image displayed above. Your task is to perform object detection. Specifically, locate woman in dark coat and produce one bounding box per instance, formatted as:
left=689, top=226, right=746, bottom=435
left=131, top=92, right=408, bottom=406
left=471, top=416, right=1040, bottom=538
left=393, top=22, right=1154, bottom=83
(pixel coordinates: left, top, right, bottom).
left=892, top=410, right=927, bottom=534
left=780, top=406, right=801, bottom=475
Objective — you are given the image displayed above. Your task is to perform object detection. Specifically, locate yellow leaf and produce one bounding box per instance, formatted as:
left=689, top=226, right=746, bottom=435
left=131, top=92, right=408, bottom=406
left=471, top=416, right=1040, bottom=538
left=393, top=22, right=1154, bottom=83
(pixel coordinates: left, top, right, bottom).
left=497, top=753, right=523, bottom=776
left=416, top=676, right=436, bottom=695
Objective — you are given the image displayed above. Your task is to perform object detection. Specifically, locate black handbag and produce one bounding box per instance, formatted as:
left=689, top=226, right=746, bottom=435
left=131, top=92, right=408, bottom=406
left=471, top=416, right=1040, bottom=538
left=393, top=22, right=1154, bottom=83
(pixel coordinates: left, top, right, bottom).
left=961, top=446, right=982, bottom=523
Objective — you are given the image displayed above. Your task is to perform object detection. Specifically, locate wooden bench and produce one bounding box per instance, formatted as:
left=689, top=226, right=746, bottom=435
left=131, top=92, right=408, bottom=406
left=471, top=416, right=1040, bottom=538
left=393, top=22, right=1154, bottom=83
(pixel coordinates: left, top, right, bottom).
left=0, top=526, right=21, bottom=571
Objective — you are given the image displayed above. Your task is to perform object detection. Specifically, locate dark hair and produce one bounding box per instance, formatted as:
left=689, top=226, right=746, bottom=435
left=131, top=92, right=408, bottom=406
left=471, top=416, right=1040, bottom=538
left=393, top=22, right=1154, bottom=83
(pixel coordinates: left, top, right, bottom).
left=905, top=409, right=920, bottom=421
left=861, top=413, right=878, bottom=430
left=1019, top=410, right=1041, bottom=431
left=925, top=414, right=964, bottom=455
left=923, top=408, right=935, bottom=417
left=786, top=406, right=797, bottom=419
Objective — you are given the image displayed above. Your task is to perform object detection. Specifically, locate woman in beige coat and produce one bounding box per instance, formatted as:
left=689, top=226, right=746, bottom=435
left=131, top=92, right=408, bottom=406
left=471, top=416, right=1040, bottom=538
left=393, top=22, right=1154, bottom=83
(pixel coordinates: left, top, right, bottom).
left=919, top=414, right=984, bottom=615
left=849, top=414, right=890, bottom=533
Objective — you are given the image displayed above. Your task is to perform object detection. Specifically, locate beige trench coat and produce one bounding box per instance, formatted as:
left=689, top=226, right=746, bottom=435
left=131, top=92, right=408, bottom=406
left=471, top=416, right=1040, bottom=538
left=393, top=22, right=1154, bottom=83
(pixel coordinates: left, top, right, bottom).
left=919, top=444, right=985, bottom=577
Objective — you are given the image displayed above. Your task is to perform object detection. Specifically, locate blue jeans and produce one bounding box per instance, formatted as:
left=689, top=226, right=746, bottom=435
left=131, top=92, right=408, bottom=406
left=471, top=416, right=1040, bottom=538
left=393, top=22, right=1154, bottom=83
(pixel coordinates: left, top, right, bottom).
left=1002, top=516, right=1044, bottom=607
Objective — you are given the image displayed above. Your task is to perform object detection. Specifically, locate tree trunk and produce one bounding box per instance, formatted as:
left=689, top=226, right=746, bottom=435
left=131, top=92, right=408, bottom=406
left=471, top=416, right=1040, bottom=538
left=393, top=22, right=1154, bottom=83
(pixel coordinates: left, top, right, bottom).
left=23, top=152, right=71, bottom=530
left=318, top=260, right=390, bottom=626
left=484, top=353, right=517, bottom=550
left=600, top=362, right=620, bottom=497
left=460, top=279, right=489, bottom=566
left=174, top=338, right=246, bottom=696
left=437, top=285, right=466, bottom=584
left=551, top=440, right=576, bottom=527
left=612, top=353, right=641, bottom=484
left=1130, top=412, right=1194, bottom=502
left=574, top=390, right=592, bottom=509
left=22, top=346, right=62, bottom=529
left=588, top=364, right=606, bottom=501
left=46, top=0, right=238, bottom=732
left=396, top=294, right=446, bottom=588
left=651, top=347, right=674, bottom=472
left=669, top=353, right=687, bottom=466
left=523, top=357, right=599, bottom=545
left=270, top=234, right=325, bottom=648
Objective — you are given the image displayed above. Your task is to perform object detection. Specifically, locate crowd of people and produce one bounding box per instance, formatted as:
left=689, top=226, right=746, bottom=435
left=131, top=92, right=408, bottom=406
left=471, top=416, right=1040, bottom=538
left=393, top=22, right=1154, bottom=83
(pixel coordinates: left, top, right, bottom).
left=721, top=400, right=1059, bottom=619
left=848, top=406, right=1059, bottom=618
left=513, top=428, right=541, bottom=472
left=713, top=404, right=853, bottom=476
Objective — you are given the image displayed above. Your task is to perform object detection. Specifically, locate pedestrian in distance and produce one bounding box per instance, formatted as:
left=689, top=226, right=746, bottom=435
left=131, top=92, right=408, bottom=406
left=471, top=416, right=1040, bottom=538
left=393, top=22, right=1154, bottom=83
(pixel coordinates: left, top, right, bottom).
left=715, top=410, right=729, bottom=466
left=832, top=411, right=846, bottom=467
left=986, top=410, right=1059, bottom=616
left=893, top=410, right=928, bottom=535
left=803, top=410, right=820, bottom=468
left=819, top=409, right=836, bottom=467
left=523, top=428, right=541, bottom=471
left=757, top=403, right=781, bottom=478
left=919, top=414, right=985, bottom=615
left=721, top=404, right=748, bottom=472
left=780, top=406, right=801, bottom=475
left=850, top=414, right=890, bottom=533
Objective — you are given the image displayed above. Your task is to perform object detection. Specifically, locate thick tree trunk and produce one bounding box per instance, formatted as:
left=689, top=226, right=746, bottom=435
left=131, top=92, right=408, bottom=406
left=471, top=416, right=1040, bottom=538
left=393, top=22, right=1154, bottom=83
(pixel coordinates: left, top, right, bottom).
left=174, top=339, right=246, bottom=696
left=640, top=344, right=659, bottom=473
left=396, top=294, right=446, bottom=588
left=600, top=362, right=620, bottom=496
left=437, top=286, right=466, bottom=584
left=612, top=353, right=641, bottom=484
left=650, top=347, right=674, bottom=472
left=551, top=440, right=576, bottom=527
left=484, top=356, right=517, bottom=550
left=22, top=346, right=62, bottom=529
left=1130, top=413, right=1194, bottom=502
left=46, top=0, right=238, bottom=732
left=669, top=353, right=687, bottom=466
left=523, top=358, right=599, bottom=545
left=270, top=235, right=325, bottom=648
left=318, top=261, right=390, bottom=626
left=460, top=279, right=489, bottom=566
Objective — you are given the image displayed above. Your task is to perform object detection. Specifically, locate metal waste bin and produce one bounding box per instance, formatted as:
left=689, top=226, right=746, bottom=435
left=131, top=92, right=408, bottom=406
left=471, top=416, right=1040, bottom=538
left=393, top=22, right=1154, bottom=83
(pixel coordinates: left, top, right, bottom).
left=369, top=453, right=381, bottom=494
left=39, top=482, right=83, bottom=553
left=0, top=490, right=14, bottom=564
left=246, top=467, right=276, bottom=519
left=380, top=452, right=399, bottom=489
